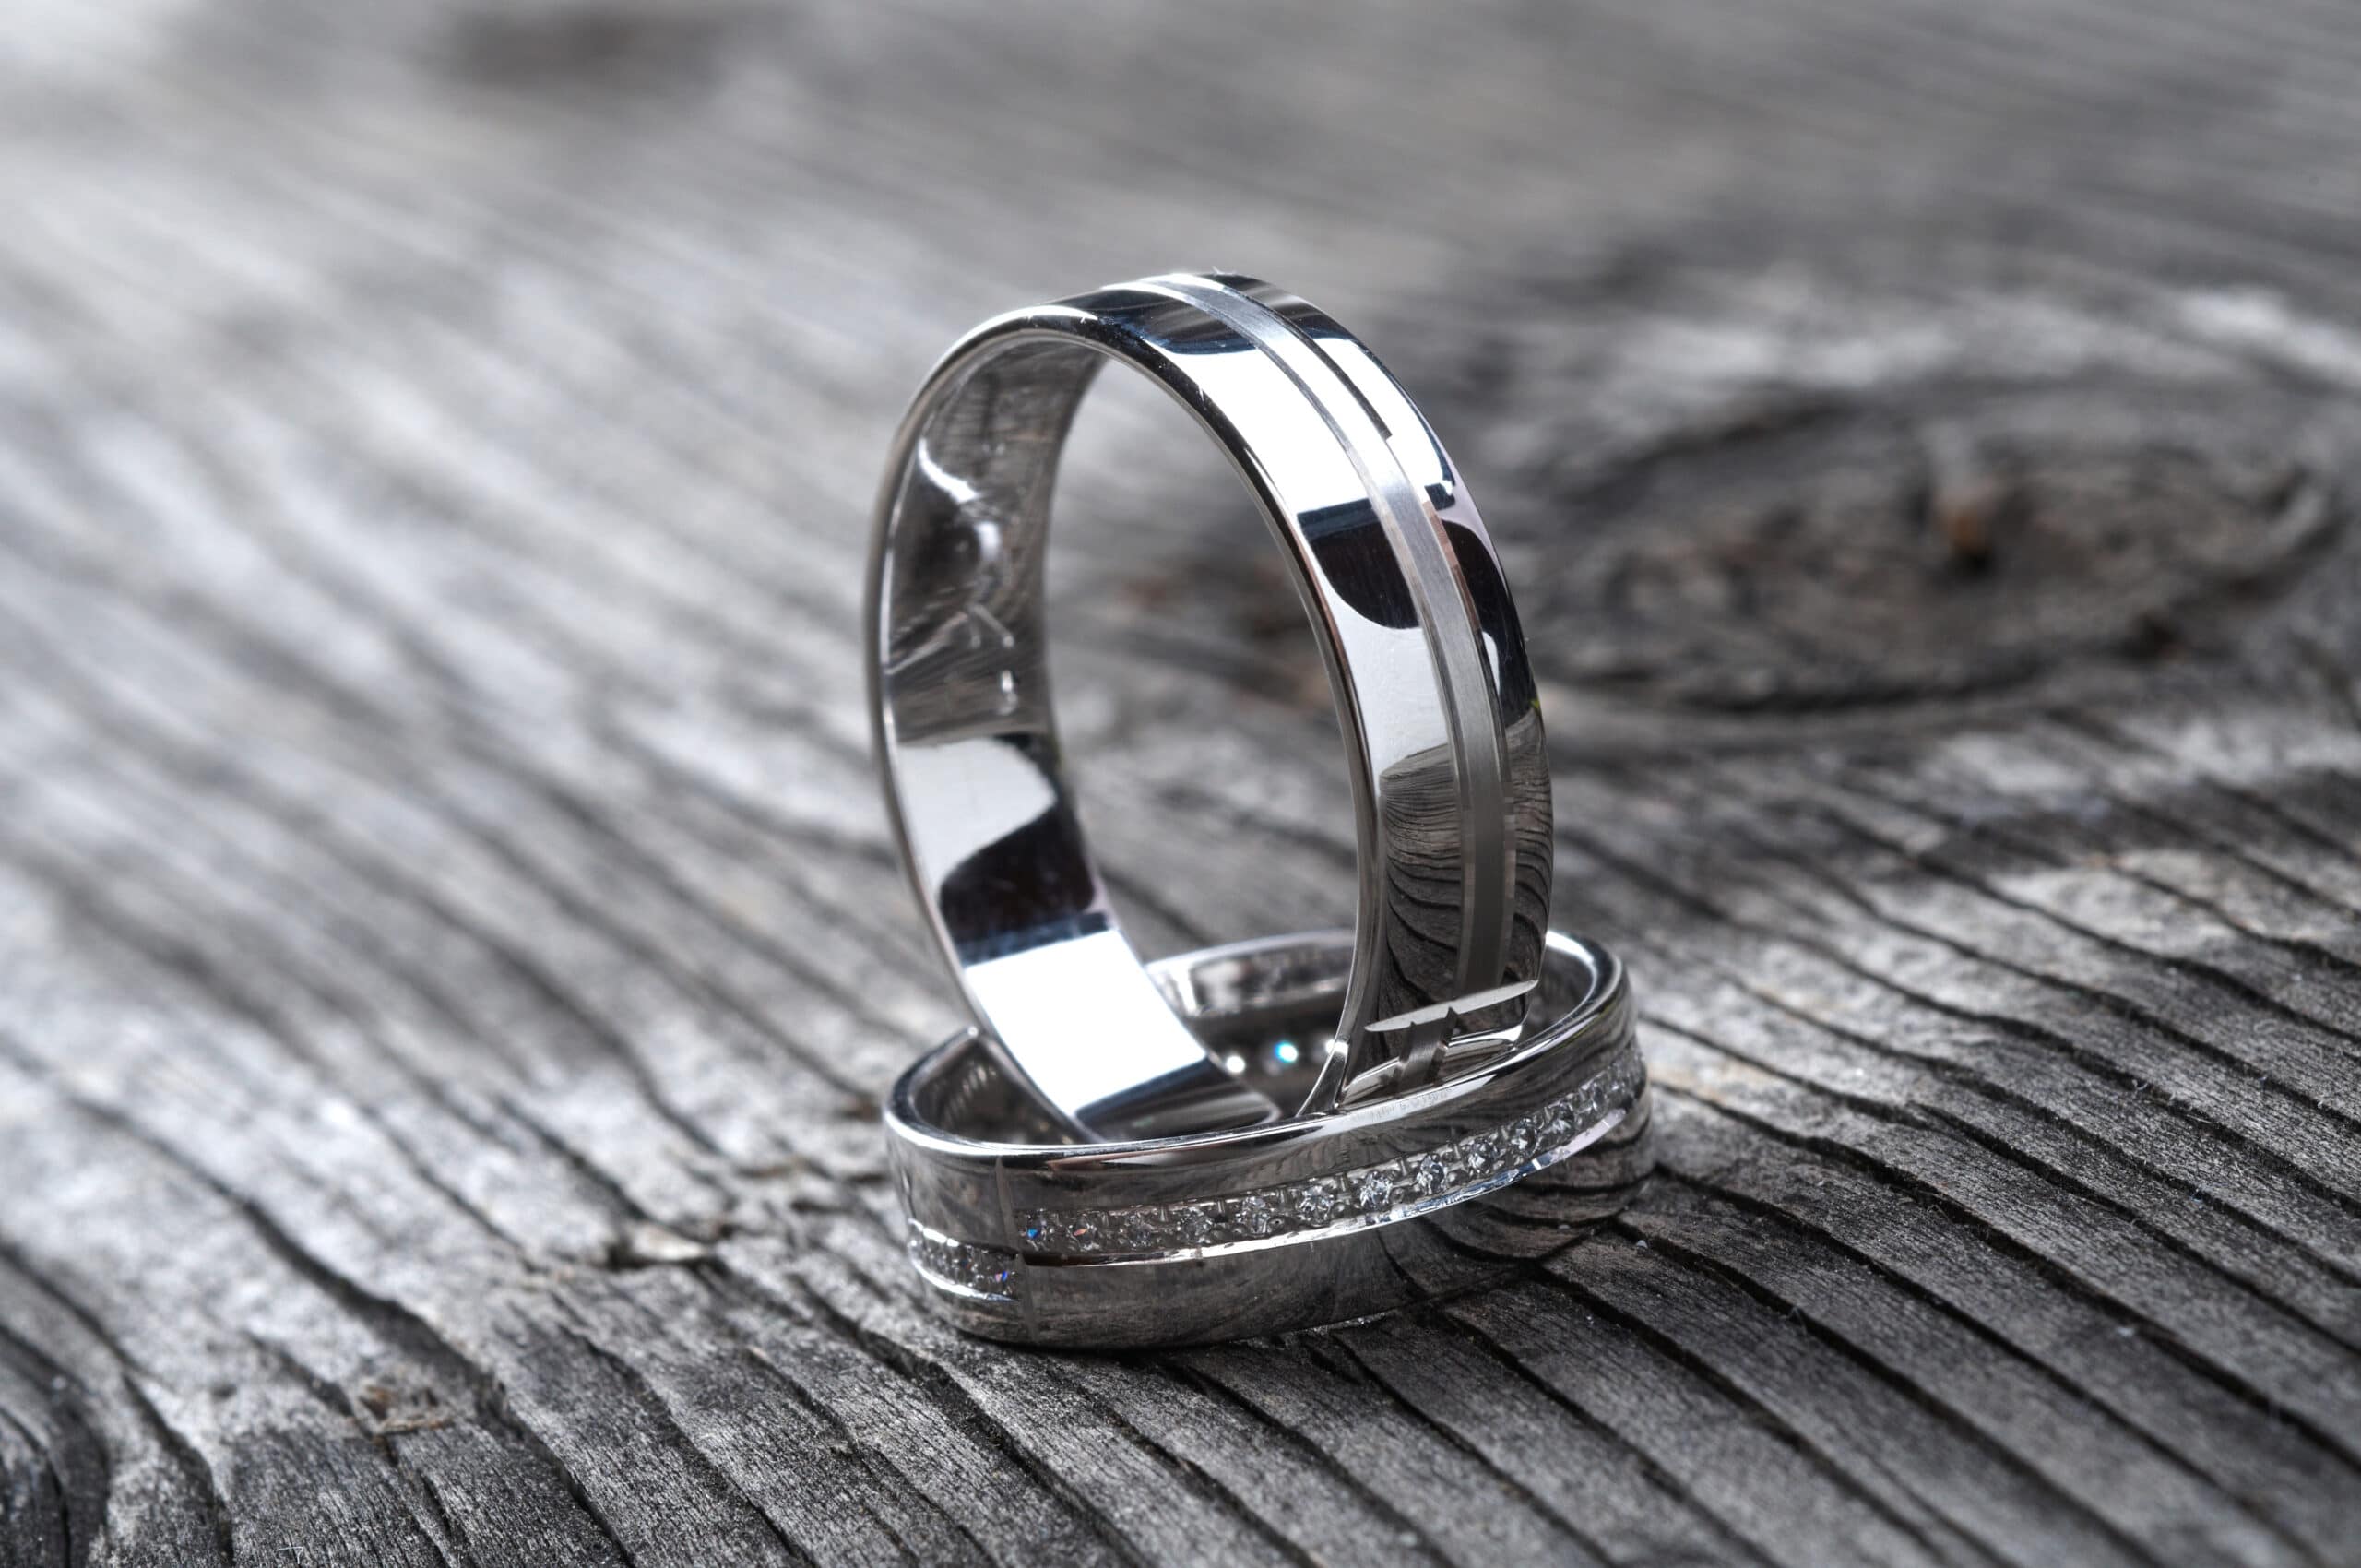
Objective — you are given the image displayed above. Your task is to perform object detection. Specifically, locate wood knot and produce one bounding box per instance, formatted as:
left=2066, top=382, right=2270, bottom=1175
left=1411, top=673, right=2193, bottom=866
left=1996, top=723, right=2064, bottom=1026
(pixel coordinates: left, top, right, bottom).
left=1509, top=393, right=2340, bottom=715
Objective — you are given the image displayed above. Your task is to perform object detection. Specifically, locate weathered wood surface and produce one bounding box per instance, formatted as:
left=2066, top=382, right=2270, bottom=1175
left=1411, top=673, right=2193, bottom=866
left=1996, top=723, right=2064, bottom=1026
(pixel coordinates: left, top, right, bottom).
left=5, top=1, right=2361, bottom=1563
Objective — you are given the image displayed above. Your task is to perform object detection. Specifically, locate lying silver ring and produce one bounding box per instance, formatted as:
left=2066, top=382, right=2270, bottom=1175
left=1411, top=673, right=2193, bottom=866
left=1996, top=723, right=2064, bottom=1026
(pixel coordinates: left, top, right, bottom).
left=884, top=928, right=1651, bottom=1348
left=868, top=273, right=1552, bottom=1140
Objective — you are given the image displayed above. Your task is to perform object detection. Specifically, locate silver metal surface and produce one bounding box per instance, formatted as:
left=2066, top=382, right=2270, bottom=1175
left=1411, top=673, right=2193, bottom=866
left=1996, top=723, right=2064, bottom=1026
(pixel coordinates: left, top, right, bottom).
left=884, top=929, right=1651, bottom=1348
left=868, top=273, right=1551, bottom=1138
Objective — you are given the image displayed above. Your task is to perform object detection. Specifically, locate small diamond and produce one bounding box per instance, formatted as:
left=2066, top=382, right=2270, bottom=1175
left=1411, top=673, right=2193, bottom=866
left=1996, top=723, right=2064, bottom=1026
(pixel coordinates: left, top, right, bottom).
left=1067, top=1211, right=1104, bottom=1253
left=1353, top=1165, right=1398, bottom=1213
left=1540, top=1098, right=1577, bottom=1142
left=1173, top=1203, right=1219, bottom=1246
left=1504, top=1117, right=1538, bottom=1160
left=1409, top=1152, right=1453, bottom=1197
left=968, top=1250, right=1012, bottom=1294
left=1232, top=1194, right=1280, bottom=1238
left=1017, top=1210, right=1052, bottom=1251
left=1459, top=1132, right=1501, bottom=1175
left=1113, top=1208, right=1162, bottom=1251
left=1294, top=1178, right=1341, bottom=1226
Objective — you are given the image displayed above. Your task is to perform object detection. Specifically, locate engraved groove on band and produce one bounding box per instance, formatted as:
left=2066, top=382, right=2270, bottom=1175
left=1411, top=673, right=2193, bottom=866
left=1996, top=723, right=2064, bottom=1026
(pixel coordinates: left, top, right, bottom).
left=1141, top=274, right=1513, bottom=1007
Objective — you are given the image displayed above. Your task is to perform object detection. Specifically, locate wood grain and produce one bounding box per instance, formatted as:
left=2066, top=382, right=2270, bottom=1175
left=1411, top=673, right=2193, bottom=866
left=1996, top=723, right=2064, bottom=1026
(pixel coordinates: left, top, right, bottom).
left=4, top=1, right=2359, bottom=1562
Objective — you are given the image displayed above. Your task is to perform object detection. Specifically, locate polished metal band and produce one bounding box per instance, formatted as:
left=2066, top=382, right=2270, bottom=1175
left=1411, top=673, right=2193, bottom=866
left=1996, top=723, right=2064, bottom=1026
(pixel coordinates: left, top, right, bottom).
left=884, top=929, right=1650, bottom=1348
left=869, top=273, right=1551, bottom=1140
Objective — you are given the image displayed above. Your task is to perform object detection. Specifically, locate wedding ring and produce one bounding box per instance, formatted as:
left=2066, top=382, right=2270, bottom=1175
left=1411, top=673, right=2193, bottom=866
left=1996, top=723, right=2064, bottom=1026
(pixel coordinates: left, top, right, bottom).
left=884, top=928, right=1650, bottom=1348
left=868, top=273, right=1551, bottom=1139
left=869, top=274, right=1648, bottom=1346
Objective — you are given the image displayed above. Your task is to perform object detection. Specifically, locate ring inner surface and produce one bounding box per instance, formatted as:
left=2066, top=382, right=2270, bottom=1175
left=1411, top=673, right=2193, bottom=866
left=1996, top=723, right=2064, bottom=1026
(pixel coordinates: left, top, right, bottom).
left=876, top=335, right=1280, bottom=1142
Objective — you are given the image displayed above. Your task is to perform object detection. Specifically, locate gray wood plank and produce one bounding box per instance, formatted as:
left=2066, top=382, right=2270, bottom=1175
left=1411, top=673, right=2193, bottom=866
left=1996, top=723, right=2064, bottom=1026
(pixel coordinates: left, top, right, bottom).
left=3, top=2, right=2359, bottom=1562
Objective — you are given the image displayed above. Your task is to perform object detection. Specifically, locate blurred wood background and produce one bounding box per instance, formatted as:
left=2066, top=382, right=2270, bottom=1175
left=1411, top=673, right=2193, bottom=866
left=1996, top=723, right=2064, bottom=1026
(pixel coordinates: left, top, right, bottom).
left=5, top=2, right=2360, bottom=1563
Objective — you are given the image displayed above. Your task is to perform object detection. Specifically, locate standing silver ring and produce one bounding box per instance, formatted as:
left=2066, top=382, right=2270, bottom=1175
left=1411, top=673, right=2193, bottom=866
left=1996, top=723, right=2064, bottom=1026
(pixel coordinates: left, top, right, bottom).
left=884, top=928, right=1651, bottom=1348
left=869, top=273, right=1551, bottom=1139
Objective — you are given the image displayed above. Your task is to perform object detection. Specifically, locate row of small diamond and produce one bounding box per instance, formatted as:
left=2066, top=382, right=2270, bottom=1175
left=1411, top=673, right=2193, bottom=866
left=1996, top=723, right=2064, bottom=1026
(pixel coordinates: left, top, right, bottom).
left=1014, top=1059, right=1642, bottom=1257
left=906, top=1218, right=1021, bottom=1301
